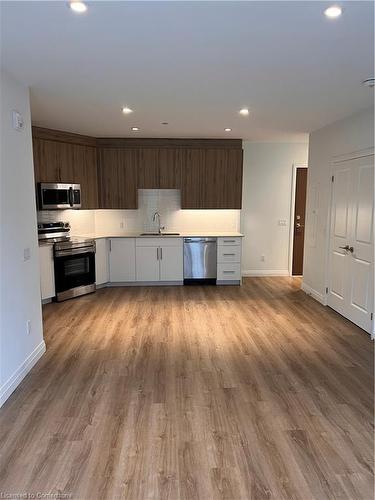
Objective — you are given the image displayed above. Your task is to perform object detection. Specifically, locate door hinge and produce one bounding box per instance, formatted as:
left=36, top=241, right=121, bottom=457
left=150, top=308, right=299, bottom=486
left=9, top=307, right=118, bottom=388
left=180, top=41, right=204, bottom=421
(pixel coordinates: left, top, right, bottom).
left=326, top=287, right=329, bottom=294
left=331, top=175, right=334, bottom=182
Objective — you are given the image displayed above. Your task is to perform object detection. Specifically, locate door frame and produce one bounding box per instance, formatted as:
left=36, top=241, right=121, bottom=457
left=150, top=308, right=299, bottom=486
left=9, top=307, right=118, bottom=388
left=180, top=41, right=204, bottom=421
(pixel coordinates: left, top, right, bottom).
left=326, top=147, right=374, bottom=337
left=289, top=164, right=308, bottom=276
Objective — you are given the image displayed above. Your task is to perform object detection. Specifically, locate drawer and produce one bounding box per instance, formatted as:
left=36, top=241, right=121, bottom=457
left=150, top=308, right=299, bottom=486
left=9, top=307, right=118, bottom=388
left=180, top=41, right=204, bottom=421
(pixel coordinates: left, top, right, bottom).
left=217, top=263, right=241, bottom=281
left=136, top=237, right=183, bottom=247
left=217, top=245, right=241, bottom=263
left=218, top=237, right=241, bottom=246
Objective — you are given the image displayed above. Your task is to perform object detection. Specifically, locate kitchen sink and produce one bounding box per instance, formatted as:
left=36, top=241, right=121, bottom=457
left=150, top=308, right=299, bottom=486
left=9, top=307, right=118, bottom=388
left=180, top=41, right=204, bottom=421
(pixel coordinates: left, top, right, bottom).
left=139, top=232, right=180, bottom=236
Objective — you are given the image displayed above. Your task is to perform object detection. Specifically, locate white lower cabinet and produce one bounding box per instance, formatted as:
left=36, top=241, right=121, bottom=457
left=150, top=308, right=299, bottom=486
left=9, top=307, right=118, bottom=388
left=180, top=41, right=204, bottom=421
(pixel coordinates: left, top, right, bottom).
left=39, top=245, right=55, bottom=300
left=136, top=238, right=183, bottom=282
left=109, top=238, right=136, bottom=282
left=217, top=237, right=242, bottom=283
left=136, top=246, right=160, bottom=281
left=95, top=238, right=109, bottom=285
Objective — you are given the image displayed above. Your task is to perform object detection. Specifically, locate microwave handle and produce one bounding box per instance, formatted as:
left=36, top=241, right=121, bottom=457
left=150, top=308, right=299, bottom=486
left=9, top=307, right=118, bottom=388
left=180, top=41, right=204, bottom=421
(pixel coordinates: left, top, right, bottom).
left=69, top=186, right=74, bottom=207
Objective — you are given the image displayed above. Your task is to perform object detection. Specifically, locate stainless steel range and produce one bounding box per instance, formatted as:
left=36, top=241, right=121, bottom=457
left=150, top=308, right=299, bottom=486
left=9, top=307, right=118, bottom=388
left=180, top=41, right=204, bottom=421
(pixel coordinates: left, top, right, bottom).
left=38, top=222, right=96, bottom=302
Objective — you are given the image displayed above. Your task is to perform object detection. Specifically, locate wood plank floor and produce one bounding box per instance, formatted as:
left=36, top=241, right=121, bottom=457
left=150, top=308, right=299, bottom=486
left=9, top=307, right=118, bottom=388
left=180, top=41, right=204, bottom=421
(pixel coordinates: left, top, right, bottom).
left=0, top=277, right=373, bottom=499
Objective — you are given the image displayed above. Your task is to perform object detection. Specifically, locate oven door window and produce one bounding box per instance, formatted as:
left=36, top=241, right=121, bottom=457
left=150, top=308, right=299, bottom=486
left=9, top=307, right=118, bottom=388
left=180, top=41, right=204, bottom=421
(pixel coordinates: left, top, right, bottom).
left=54, top=252, right=95, bottom=292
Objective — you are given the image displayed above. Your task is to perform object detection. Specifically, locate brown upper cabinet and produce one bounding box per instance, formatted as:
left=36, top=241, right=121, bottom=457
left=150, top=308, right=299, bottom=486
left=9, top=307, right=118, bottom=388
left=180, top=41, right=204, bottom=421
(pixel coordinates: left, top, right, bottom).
left=97, top=148, right=138, bottom=209
left=181, top=148, right=243, bottom=209
left=33, top=129, right=243, bottom=210
left=32, top=127, right=99, bottom=209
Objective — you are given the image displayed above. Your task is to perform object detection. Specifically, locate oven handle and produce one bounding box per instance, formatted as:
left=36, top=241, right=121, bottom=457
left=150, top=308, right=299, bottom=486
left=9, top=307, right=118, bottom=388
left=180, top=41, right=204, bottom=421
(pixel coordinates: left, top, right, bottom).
left=55, top=247, right=95, bottom=258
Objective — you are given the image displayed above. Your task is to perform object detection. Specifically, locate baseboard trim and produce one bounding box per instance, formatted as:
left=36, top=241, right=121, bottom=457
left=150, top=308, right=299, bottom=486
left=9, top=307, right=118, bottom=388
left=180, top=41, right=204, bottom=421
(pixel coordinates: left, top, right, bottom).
left=242, top=269, right=290, bottom=277
left=0, top=340, right=46, bottom=407
left=301, top=282, right=327, bottom=306
left=109, top=281, right=184, bottom=287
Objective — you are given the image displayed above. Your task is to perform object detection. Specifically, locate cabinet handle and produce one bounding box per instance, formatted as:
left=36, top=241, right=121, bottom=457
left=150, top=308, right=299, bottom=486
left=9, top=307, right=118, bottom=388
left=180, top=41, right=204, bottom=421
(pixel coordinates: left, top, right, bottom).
left=160, top=247, right=163, bottom=260
left=223, top=253, right=235, bottom=256
left=109, top=240, right=112, bottom=252
left=224, top=240, right=235, bottom=243
left=223, top=270, right=235, bottom=274
left=157, top=247, right=159, bottom=260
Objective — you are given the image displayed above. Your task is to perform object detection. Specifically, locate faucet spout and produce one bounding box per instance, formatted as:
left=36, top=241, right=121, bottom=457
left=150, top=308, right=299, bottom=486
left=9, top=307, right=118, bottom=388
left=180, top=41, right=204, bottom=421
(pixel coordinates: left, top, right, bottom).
left=152, top=211, right=164, bottom=234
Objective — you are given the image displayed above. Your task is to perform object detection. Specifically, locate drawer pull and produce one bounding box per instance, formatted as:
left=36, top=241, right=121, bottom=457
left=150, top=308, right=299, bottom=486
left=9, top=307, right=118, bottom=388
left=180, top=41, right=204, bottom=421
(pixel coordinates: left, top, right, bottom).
left=224, top=240, right=235, bottom=243
left=223, top=270, right=235, bottom=274
left=223, top=253, right=235, bottom=256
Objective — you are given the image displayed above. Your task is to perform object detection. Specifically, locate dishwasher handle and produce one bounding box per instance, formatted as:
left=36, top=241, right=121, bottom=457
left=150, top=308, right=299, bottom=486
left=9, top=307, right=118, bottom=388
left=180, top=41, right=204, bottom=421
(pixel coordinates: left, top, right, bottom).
left=184, top=238, right=217, bottom=243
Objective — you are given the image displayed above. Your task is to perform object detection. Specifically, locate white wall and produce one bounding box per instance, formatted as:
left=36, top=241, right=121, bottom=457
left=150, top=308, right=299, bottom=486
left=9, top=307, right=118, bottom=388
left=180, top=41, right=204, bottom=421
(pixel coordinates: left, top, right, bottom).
left=241, top=142, right=309, bottom=275
left=303, top=107, right=374, bottom=300
left=0, top=71, right=45, bottom=406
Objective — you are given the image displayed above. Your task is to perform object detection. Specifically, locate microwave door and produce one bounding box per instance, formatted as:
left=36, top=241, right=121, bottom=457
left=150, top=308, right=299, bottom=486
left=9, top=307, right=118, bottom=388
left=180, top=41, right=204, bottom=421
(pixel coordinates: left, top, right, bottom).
left=40, top=185, right=70, bottom=209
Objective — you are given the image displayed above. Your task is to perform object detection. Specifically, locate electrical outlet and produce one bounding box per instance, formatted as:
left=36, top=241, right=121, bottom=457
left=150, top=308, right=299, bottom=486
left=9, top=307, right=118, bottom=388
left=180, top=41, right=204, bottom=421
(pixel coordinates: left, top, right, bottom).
left=120, top=221, right=125, bottom=229
left=261, top=255, right=265, bottom=262
left=26, top=320, right=31, bottom=335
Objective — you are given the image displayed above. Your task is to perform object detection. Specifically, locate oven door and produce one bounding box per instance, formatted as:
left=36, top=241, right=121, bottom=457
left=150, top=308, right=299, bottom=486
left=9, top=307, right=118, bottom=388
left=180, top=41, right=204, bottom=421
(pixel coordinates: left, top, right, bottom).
left=54, top=248, right=96, bottom=301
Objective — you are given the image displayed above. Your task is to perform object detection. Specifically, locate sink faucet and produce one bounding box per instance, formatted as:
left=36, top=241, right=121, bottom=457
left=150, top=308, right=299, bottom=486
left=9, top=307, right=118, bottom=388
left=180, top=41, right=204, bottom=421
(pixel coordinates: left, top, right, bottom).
left=152, top=211, right=165, bottom=234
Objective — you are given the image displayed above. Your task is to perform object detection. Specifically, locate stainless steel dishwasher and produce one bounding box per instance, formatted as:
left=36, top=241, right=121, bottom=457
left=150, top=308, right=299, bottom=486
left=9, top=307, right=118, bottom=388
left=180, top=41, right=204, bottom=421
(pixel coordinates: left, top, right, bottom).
left=183, top=237, right=217, bottom=284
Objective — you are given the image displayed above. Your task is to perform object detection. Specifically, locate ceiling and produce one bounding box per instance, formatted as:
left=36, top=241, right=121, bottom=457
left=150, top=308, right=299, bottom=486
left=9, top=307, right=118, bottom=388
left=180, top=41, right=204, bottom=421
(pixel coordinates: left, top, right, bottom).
left=1, top=1, right=373, bottom=141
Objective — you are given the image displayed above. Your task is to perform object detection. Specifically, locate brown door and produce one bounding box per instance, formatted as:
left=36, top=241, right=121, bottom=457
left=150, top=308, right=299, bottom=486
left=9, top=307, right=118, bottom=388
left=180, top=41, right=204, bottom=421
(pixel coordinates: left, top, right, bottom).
left=292, top=168, right=308, bottom=276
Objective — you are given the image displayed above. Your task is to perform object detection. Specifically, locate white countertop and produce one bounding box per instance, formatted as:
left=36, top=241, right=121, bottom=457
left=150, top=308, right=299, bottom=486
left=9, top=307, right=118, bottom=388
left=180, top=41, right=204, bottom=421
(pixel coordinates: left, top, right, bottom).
left=72, top=231, right=244, bottom=239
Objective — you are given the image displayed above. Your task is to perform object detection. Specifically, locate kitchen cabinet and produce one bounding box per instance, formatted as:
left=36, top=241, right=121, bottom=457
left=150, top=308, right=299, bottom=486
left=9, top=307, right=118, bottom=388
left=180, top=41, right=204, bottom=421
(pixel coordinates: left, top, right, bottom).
left=138, top=149, right=159, bottom=188
left=98, top=148, right=138, bottom=209
left=181, top=149, right=205, bottom=209
left=181, top=148, right=243, bottom=209
left=95, top=238, right=109, bottom=285
left=216, top=237, right=242, bottom=284
left=109, top=238, right=136, bottom=282
left=138, top=148, right=183, bottom=189
left=159, top=244, right=183, bottom=281
left=39, top=245, right=55, bottom=300
left=72, top=145, right=98, bottom=209
left=159, top=149, right=183, bottom=189
left=32, top=128, right=98, bottom=209
left=136, top=237, right=183, bottom=282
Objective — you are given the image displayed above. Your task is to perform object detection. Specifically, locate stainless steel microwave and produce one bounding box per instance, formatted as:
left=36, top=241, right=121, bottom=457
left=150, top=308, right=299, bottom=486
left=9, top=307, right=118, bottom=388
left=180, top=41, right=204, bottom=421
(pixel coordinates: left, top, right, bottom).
left=38, top=183, right=81, bottom=210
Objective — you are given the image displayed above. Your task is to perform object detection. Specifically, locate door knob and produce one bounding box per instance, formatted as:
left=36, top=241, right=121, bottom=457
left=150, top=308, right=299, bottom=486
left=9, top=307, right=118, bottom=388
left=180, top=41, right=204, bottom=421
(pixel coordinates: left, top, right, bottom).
left=339, top=245, right=354, bottom=253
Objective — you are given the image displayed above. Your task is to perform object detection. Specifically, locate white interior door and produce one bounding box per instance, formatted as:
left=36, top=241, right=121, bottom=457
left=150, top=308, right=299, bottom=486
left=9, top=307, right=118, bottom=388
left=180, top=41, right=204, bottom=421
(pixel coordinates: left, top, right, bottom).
left=328, top=155, right=374, bottom=333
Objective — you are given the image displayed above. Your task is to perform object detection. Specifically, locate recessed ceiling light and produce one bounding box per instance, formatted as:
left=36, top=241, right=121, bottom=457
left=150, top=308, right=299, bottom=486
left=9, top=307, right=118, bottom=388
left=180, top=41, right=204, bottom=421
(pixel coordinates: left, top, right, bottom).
left=239, top=108, right=249, bottom=116
left=362, top=78, right=375, bottom=88
left=69, top=1, right=87, bottom=13
left=122, top=106, right=133, bottom=114
left=224, top=128, right=232, bottom=132
left=131, top=127, right=140, bottom=131
left=324, top=5, right=342, bottom=18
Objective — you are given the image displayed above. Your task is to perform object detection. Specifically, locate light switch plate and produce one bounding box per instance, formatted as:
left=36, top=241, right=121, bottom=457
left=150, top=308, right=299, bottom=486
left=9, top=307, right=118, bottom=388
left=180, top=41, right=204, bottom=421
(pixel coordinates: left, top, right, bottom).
left=278, top=219, right=287, bottom=226
left=23, top=247, right=31, bottom=261
left=12, top=110, right=24, bottom=131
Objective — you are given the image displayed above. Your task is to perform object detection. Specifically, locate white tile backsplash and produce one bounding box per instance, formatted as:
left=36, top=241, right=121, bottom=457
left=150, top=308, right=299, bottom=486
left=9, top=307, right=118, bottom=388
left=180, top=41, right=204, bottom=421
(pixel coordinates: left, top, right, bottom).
left=38, top=189, right=240, bottom=235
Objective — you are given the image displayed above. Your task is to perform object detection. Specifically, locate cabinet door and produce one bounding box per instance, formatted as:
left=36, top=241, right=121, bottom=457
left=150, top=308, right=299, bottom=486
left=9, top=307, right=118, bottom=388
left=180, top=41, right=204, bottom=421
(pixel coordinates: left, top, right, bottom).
left=33, top=139, right=74, bottom=183
left=159, top=245, right=183, bottom=281
left=138, top=149, right=159, bottom=188
left=202, top=149, right=227, bottom=209
left=159, top=149, right=184, bottom=189
left=136, top=246, right=160, bottom=281
left=39, top=245, right=55, bottom=300
left=95, top=239, right=109, bottom=285
left=225, top=149, right=243, bottom=209
left=109, top=238, right=136, bottom=282
left=98, top=149, right=138, bottom=209
left=73, top=145, right=98, bottom=209
left=118, top=149, right=138, bottom=209
left=181, top=149, right=205, bottom=208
